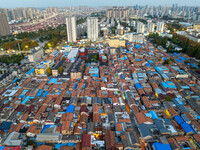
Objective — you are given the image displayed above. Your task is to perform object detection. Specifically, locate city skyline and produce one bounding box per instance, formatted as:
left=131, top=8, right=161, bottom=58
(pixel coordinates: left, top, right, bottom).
left=0, top=0, right=199, bottom=8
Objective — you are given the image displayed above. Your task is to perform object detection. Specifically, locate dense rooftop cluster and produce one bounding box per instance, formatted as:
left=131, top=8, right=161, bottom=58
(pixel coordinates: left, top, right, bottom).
left=0, top=41, right=200, bottom=150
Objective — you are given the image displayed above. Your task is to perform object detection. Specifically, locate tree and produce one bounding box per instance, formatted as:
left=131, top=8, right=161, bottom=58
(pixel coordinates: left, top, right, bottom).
left=62, top=56, right=66, bottom=60
left=198, top=61, right=200, bottom=68
left=163, top=59, right=169, bottom=65
left=184, top=60, right=190, bottom=65
left=163, top=57, right=174, bottom=65
left=29, top=41, right=38, bottom=48
left=46, top=67, right=52, bottom=76
left=0, top=54, right=24, bottom=64
left=58, top=67, right=64, bottom=74
left=93, top=54, right=98, bottom=60
left=165, top=96, right=171, bottom=101
left=27, top=140, right=36, bottom=148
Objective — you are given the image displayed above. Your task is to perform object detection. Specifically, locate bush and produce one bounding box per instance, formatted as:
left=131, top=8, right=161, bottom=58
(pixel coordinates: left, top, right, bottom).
left=165, top=96, right=171, bottom=101
left=58, top=67, right=64, bottom=74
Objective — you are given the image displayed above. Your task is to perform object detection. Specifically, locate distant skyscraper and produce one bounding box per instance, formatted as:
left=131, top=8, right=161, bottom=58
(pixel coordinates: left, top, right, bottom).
left=147, top=22, right=155, bottom=33
left=0, top=13, right=10, bottom=36
left=46, top=7, right=58, bottom=14
left=106, top=7, right=129, bottom=19
left=156, top=21, right=165, bottom=33
left=66, top=16, right=77, bottom=42
left=137, top=22, right=145, bottom=34
left=87, top=17, right=98, bottom=41
left=106, top=9, right=112, bottom=18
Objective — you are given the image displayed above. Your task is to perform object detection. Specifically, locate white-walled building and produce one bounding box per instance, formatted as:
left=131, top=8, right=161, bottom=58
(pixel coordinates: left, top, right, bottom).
left=87, top=17, right=98, bottom=41
left=147, top=22, right=155, bottom=33
left=66, top=16, right=77, bottom=42
left=137, top=21, right=145, bottom=34
left=156, top=21, right=165, bottom=33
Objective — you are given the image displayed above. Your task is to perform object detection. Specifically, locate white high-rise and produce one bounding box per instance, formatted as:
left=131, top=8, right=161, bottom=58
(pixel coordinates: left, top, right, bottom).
left=136, top=21, right=145, bottom=34
left=147, top=22, right=155, bottom=33
left=66, top=16, right=77, bottom=42
left=87, top=17, right=98, bottom=41
left=156, top=21, right=164, bottom=33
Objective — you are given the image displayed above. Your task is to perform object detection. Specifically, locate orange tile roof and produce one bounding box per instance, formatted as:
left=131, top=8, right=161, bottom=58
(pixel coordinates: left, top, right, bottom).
left=112, top=96, right=119, bottom=104
left=105, top=130, right=115, bottom=150
left=60, top=112, right=73, bottom=122
left=61, top=121, right=71, bottom=131
left=36, top=145, right=53, bottom=150
left=168, top=107, right=178, bottom=117
left=115, top=123, right=123, bottom=131
left=38, top=81, right=45, bottom=89
left=20, top=112, right=29, bottom=121
left=14, top=123, right=23, bottom=132
left=135, top=112, right=153, bottom=124
left=193, top=134, right=200, bottom=145
left=92, top=104, right=99, bottom=114
left=60, top=146, right=73, bottom=150
left=74, top=123, right=82, bottom=134
left=27, top=125, right=37, bottom=133
left=93, top=113, right=100, bottom=123
left=175, top=136, right=189, bottom=142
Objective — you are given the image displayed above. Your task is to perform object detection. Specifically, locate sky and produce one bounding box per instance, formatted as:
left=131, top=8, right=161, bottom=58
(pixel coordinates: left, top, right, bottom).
left=0, top=0, right=199, bottom=8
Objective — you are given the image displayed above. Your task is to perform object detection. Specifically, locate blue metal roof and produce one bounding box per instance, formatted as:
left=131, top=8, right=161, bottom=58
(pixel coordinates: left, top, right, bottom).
left=48, top=78, right=58, bottom=84
left=148, top=60, right=154, bottom=63
left=146, top=63, right=151, bottom=67
left=42, top=91, right=49, bottom=97
left=73, top=82, right=77, bottom=89
left=175, top=59, right=182, bottom=63
left=21, top=96, right=30, bottom=105
left=174, top=115, right=184, bottom=124
left=26, top=68, right=35, bottom=75
left=135, top=59, right=141, bottom=62
left=149, top=111, right=159, bottom=120
left=181, top=122, right=195, bottom=134
left=173, top=52, right=179, bottom=56
left=93, top=74, right=99, bottom=77
left=153, top=143, right=172, bottom=150
left=55, top=143, right=67, bottom=149
left=121, top=74, right=125, bottom=79
left=89, top=68, right=99, bottom=74
left=0, top=121, right=12, bottom=131
left=41, top=125, right=51, bottom=133
left=161, top=81, right=177, bottom=89
left=36, top=89, right=43, bottom=97
left=135, top=45, right=140, bottom=49
left=12, top=78, right=18, bottom=83
left=135, top=83, right=143, bottom=89
left=66, top=105, right=74, bottom=113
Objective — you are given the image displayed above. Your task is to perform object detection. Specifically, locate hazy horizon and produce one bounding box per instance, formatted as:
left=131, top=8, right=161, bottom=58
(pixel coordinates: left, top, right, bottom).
left=0, top=0, right=199, bottom=8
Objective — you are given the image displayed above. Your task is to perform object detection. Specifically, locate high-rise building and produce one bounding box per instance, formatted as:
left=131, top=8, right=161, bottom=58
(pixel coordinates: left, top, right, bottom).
left=117, top=23, right=124, bottom=35
left=46, top=7, right=58, bottom=14
left=147, top=22, right=155, bottom=33
left=0, top=8, right=10, bottom=21
left=0, top=13, right=10, bottom=36
left=106, top=9, right=112, bottom=18
left=106, top=7, right=129, bottom=19
left=156, top=21, right=165, bottom=33
left=87, top=17, right=98, bottom=41
left=137, top=22, right=145, bottom=34
left=66, top=16, right=77, bottom=42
